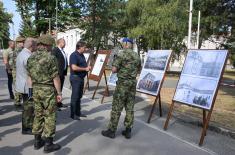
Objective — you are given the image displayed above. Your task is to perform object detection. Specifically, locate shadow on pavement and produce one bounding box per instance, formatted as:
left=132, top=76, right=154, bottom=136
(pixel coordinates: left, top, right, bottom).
left=0, top=139, right=34, bottom=155
left=0, top=104, right=17, bottom=115
left=0, top=114, right=21, bottom=127
left=56, top=116, right=105, bottom=146
left=0, top=128, right=20, bottom=139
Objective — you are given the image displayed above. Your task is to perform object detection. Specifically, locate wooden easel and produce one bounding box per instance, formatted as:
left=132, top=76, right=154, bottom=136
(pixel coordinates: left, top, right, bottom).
left=83, top=50, right=111, bottom=100
left=163, top=50, right=228, bottom=146
left=143, top=51, right=173, bottom=123
left=146, top=93, right=162, bottom=123
left=84, top=69, right=109, bottom=99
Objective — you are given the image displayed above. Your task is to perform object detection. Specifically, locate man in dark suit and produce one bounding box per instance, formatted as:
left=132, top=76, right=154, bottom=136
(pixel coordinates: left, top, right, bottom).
left=52, top=38, right=68, bottom=108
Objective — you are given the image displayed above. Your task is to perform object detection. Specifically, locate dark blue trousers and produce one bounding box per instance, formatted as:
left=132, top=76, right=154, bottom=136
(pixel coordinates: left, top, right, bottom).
left=6, top=69, right=13, bottom=97
left=70, top=75, right=84, bottom=118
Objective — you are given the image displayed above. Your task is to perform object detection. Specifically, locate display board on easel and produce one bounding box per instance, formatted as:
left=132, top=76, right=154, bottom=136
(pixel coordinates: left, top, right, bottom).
left=163, top=49, right=228, bottom=146
left=136, top=50, right=172, bottom=123
left=84, top=50, right=111, bottom=99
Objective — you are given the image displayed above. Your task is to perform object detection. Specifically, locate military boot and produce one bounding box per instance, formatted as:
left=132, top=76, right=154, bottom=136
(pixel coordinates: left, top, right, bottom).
left=122, top=128, right=131, bottom=139
left=44, top=137, right=61, bottom=153
left=34, top=134, right=44, bottom=150
left=101, top=129, right=115, bottom=139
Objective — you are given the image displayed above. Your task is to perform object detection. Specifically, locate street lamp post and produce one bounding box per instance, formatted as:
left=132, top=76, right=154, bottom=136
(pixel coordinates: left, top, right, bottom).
left=56, top=0, right=58, bottom=38
left=196, top=11, right=201, bottom=49
left=45, top=18, right=51, bottom=35
left=187, top=0, right=193, bottom=49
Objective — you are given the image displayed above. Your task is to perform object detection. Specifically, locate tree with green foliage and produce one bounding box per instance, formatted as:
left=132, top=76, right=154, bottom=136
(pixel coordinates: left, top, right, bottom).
left=126, top=0, right=188, bottom=54
left=78, top=0, right=128, bottom=50
left=0, top=1, right=12, bottom=48
left=193, top=0, right=235, bottom=49
left=14, top=0, right=81, bottom=36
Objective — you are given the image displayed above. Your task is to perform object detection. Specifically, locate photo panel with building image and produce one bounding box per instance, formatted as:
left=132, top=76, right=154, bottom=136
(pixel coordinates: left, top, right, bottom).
left=91, top=54, right=107, bottom=76
left=144, top=50, right=171, bottom=71
left=137, top=70, right=164, bottom=96
left=173, top=75, right=218, bottom=110
left=174, top=50, right=228, bottom=110
left=182, top=50, right=227, bottom=78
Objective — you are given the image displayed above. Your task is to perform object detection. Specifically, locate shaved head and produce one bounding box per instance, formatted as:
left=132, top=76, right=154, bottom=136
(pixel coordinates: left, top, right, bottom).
left=8, top=40, right=15, bottom=49
left=57, top=38, right=66, bottom=48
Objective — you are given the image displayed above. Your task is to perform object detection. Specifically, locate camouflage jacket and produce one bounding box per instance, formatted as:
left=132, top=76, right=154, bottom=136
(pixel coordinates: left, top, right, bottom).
left=27, top=48, right=59, bottom=86
left=2, top=48, right=14, bottom=69
left=112, top=48, right=141, bottom=83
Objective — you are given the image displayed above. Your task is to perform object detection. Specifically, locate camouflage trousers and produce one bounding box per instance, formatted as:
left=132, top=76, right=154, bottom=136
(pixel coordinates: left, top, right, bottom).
left=13, top=69, right=22, bottom=106
left=22, top=94, right=34, bottom=129
left=108, top=81, right=137, bottom=132
left=32, top=85, right=57, bottom=138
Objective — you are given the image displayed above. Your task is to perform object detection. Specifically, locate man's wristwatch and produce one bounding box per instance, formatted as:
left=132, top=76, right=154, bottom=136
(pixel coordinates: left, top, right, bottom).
left=57, top=92, right=62, bottom=96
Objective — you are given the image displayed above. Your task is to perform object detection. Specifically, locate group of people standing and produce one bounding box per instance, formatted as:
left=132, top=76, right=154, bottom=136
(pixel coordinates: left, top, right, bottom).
left=2, top=35, right=141, bottom=153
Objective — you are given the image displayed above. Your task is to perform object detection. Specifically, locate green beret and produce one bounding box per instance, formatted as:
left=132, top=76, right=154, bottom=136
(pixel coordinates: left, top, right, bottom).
left=15, top=36, right=25, bottom=42
left=37, top=35, right=55, bottom=46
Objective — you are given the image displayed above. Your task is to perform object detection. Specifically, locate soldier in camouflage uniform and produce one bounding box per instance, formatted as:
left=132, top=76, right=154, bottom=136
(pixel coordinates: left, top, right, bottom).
left=2, top=41, right=15, bottom=99
left=13, top=36, right=25, bottom=111
left=102, top=38, right=141, bottom=139
left=27, top=35, right=62, bottom=153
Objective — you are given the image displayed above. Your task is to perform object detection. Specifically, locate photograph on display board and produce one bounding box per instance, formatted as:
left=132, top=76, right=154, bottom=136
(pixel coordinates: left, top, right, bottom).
left=137, top=70, right=164, bottom=96
left=108, top=72, right=118, bottom=86
left=144, top=50, right=171, bottom=71
left=137, top=50, right=172, bottom=96
left=91, top=54, right=106, bottom=76
left=174, top=75, right=217, bottom=110
left=182, top=50, right=227, bottom=78
left=174, top=50, right=228, bottom=110
left=84, top=53, right=90, bottom=63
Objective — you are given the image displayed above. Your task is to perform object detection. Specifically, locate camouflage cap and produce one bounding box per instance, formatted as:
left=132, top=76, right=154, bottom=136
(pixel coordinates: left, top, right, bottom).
left=37, top=35, right=55, bottom=46
left=15, top=36, right=25, bottom=42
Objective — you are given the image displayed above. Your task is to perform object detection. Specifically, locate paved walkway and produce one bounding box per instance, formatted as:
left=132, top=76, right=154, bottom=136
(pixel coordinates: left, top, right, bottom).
left=1, top=57, right=235, bottom=155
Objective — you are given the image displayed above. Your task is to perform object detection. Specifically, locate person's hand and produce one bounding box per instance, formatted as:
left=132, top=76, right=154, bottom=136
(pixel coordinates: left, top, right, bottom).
left=85, top=66, right=91, bottom=72
left=57, top=95, right=62, bottom=103
left=8, top=69, right=12, bottom=74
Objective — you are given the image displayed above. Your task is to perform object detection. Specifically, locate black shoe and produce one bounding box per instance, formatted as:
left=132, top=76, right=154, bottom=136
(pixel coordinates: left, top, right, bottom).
left=22, top=128, right=33, bottom=135
left=122, top=128, right=132, bottom=139
left=101, top=129, right=115, bottom=139
left=34, top=135, right=45, bottom=150
left=44, top=137, right=61, bottom=153
left=79, top=114, right=87, bottom=118
left=71, top=115, right=80, bottom=120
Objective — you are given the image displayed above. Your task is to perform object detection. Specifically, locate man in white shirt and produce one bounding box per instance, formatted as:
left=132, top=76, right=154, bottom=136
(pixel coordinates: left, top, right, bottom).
left=16, top=37, right=37, bottom=135
left=52, top=38, right=68, bottom=109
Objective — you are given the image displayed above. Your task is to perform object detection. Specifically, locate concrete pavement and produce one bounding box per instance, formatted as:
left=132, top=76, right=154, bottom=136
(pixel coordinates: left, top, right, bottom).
left=1, top=57, right=235, bottom=155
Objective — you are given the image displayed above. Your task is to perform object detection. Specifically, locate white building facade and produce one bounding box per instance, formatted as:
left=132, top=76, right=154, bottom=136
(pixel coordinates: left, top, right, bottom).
left=57, top=28, right=84, bottom=63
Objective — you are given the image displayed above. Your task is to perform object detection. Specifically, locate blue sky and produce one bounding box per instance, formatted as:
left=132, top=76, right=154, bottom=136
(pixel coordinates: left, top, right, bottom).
left=2, top=0, right=21, bottom=40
